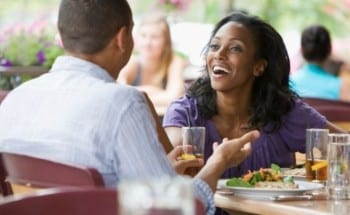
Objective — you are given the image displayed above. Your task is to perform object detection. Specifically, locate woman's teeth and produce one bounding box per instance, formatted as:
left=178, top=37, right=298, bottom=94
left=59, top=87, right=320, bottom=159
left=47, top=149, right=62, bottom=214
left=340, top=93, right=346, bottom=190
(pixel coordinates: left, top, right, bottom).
left=213, top=66, right=229, bottom=74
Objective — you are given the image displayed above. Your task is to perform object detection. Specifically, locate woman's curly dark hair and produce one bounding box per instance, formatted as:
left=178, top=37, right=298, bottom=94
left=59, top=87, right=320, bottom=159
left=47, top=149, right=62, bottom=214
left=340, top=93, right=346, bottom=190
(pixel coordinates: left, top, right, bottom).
left=188, top=12, right=297, bottom=132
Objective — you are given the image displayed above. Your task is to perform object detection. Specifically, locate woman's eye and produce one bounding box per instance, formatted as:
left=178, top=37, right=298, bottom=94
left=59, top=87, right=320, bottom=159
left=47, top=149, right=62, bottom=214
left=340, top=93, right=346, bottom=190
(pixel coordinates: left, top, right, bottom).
left=208, top=44, right=219, bottom=51
left=230, top=46, right=242, bottom=52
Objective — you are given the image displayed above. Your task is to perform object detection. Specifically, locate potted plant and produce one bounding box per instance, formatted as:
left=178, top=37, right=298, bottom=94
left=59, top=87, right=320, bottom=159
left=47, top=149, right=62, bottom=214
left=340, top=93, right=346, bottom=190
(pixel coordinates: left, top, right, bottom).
left=0, top=26, right=64, bottom=90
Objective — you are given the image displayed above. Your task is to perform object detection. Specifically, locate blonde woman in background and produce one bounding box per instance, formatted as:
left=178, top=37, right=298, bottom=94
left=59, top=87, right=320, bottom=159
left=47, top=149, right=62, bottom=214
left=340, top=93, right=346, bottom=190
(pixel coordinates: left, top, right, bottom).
left=118, top=12, right=188, bottom=115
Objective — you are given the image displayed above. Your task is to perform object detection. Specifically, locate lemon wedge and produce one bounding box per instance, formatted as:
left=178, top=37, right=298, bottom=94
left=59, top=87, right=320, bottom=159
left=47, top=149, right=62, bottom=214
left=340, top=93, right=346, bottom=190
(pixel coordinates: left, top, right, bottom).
left=181, top=153, right=196, bottom=160
left=311, top=161, right=328, bottom=171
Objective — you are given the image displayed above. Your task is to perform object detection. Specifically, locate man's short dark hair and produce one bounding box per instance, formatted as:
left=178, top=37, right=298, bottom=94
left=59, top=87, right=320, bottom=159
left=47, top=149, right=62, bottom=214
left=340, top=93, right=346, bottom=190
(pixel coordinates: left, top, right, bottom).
left=58, top=0, right=132, bottom=54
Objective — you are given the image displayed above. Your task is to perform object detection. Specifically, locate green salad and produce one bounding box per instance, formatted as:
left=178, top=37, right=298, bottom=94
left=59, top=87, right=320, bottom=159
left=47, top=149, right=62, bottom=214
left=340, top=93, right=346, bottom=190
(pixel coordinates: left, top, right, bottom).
left=226, top=163, right=295, bottom=188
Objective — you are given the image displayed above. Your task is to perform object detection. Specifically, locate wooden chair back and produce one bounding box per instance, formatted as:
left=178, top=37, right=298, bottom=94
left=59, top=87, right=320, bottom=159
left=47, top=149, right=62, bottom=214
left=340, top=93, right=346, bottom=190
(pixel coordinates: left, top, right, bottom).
left=143, top=92, right=173, bottom=153
left=295, top=97, right=350, bottom=165
left=0, top=186, right=205, bottom=215
left=0, top=157, right=12, bottom=196
left=0, top=187, right=117, bottom=215
left=0, top=153, right=206, bottom=214
left=302, top=97, right=350, bottom=130
left=0, top=152, right=104, bottom=196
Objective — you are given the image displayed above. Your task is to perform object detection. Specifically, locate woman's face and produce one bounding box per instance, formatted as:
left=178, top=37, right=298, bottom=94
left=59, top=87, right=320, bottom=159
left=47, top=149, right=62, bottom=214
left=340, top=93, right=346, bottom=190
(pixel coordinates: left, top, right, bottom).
left=206, top=22, right=262, bottom=93
left=136, top=22, right=166, bottom=59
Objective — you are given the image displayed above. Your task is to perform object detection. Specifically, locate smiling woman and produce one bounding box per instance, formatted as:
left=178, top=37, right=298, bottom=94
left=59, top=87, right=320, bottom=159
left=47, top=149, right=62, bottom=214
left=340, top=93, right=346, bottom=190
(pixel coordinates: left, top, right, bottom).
left=162, top=13, right=345, bottom=215
left=117, top=12, right=189, bottom=116
left=206, top=21, right=267, bottom=93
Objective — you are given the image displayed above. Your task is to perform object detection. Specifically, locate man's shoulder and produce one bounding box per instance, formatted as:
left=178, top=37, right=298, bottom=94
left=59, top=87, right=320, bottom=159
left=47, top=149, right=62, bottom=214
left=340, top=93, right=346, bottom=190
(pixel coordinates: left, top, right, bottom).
left=105, top=83, right=141, bottom=96
left=102, top=84, right=145, bottom=105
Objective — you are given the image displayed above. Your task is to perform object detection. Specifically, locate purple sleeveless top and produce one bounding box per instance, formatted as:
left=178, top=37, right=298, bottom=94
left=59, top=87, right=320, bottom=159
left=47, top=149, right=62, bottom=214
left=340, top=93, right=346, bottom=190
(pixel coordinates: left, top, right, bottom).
left=162, top=95, right=327, bottom=178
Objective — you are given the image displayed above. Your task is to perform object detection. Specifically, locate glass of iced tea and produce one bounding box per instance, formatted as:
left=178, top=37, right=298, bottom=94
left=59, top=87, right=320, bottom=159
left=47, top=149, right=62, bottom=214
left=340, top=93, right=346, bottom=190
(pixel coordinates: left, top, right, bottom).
left=305, top=128, right=329, bottom=182
left=182, top=126, right=205, bottom=176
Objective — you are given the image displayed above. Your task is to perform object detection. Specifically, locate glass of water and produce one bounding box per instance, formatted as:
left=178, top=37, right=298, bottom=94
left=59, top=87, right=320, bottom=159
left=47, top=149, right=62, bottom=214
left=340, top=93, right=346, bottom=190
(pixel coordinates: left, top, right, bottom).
left=118, top=176, right=194, bottom=215
left=327, top=133, right=350, bottom=200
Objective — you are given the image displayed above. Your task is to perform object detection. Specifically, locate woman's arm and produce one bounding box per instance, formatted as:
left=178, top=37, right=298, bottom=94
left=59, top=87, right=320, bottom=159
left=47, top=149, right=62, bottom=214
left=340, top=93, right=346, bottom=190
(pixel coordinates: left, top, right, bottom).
left=326, top=120, right=348, bottom=133
left=164, top=126, right=183, bottom=147
left=116, top=56, right=138, bottom=84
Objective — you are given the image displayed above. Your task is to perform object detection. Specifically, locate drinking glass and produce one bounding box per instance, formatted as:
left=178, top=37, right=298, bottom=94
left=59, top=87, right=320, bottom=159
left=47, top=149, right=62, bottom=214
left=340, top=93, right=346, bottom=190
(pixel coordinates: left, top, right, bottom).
left=182, top=126, right=205, bottom=160
left=118, top=176, right=194, bottom=215
left=305, top=128, right=329, bottom=182
left=181, top=126, right=205, bottom=176
left=327, top=133, right=350, bottom=200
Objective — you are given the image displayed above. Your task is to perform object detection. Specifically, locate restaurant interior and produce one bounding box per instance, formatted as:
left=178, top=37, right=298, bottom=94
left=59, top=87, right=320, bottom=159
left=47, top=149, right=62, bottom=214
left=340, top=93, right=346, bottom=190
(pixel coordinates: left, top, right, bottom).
left=1, top=0, right=350, bottom=214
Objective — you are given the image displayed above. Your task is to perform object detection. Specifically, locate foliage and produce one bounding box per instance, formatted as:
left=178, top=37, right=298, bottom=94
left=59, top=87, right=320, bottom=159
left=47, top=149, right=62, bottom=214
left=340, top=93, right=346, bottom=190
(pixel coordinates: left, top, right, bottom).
left=130, top=0, right=350, bottom=37
left=234, top=0, right=350, bottom=37
left=0, top=30, right=63, bottom=68
left=0, top=19, right=63, bottom=90
left=157, top=0, right=190, bottom=13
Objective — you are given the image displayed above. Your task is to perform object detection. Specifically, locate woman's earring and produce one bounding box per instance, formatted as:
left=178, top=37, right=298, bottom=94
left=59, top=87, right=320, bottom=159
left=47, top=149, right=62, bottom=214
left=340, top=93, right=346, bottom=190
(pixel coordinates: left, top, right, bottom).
left=254, top=70, right=263, bottom=77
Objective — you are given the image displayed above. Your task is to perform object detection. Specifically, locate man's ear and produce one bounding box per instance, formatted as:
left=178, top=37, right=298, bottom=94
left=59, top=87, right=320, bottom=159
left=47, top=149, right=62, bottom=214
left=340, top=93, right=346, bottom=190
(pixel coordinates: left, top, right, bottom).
left=253, top=59, right=268, bottom=77
left=114, top=26, right=128, bottom=52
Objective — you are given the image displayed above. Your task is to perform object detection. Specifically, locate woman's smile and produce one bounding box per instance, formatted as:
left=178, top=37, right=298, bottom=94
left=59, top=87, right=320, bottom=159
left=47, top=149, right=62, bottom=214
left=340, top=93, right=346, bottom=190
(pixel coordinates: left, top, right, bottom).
left=212, top=65, right=231, bottom=78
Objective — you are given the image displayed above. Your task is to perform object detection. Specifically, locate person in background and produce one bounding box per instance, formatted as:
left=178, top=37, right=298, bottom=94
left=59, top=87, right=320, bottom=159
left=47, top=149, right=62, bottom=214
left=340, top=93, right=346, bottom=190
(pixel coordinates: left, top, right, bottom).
left=290, top=24, right=350, bottom=101
left=323, top=57, right=346, bottom=76
left=163, top=12, right=345, bottom=185
left=118, top=12, right=188, bottom=115
left=0, top=1, right=260, bottom=214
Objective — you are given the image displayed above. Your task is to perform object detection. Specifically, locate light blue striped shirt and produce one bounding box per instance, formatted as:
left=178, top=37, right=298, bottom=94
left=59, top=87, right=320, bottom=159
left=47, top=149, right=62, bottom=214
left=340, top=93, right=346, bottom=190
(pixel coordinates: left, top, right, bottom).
left=0, top=56, right=215, bottom=214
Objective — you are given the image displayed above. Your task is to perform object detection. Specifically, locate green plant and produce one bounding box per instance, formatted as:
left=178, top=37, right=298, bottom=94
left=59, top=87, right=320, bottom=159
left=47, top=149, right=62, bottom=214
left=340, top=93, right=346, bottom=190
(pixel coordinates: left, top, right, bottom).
left=0, top=27, right=64, bottom=90
left=158, top=0, right=190, bottom=13
left=0, top=30, right=64, bottom=68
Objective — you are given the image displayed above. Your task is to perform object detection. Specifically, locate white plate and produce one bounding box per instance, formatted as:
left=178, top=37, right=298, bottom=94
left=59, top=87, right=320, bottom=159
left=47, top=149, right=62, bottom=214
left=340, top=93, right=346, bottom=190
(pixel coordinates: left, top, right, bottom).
left=282, top=168, right=307, bottom=181
left=217, top=179, right=324, bottom=199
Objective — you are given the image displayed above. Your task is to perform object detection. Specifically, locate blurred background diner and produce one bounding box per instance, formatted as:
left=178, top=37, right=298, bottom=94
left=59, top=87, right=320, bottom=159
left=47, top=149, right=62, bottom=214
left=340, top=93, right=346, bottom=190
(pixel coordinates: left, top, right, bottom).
left=117, top=12, right=188, bottom=116
left=290, top=24, right=350, bottom=102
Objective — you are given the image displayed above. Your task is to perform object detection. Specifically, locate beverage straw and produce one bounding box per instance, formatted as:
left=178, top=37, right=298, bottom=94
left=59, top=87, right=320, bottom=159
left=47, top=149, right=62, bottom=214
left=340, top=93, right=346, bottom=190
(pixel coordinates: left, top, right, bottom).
left=311, top=132, right=316, bottom=179
left=306, top=116, right=313, bottom=164
left=184, top=106, right=194, bottom=154
left=311, top=132, right=315, bottom=165
left=185, top=106, right=191, bottom=127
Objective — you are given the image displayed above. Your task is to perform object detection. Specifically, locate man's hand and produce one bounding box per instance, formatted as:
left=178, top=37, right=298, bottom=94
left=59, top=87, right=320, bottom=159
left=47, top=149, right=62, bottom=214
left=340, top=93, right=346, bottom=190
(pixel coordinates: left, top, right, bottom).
left=168, top=145, right=204, bottom=175
left=211, top=130, right=259, bottom=168
left=196, top=130, right=260, bottom=191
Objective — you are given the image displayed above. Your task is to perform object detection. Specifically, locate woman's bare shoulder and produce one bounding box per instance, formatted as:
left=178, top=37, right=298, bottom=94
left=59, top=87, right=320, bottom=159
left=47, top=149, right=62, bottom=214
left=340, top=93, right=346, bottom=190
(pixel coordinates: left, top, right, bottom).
left=124, top=55, right=139, bottom=71
left=118, top=55, right=139, bottom=84
left=168, top=53, right=188, bottom=73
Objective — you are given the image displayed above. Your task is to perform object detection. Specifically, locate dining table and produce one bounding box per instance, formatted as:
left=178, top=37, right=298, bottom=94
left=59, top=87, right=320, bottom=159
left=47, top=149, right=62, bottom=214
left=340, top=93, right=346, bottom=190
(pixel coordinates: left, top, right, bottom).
left=214, top=188, right=350, bottom=215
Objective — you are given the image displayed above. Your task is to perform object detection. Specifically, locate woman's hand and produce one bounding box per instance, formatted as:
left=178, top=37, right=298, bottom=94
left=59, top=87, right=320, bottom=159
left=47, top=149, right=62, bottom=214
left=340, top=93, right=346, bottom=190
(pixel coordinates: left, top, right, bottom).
left=168, top=145, right=204, bottom=175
